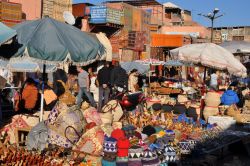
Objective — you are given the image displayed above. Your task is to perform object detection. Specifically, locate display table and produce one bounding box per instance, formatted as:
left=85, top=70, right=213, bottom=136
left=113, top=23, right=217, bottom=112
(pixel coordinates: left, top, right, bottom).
left=208, top=116, right=236, bottom=130
left=151, top=87, right=182, bottom=95
left=200, top=130, right=250, bottom=156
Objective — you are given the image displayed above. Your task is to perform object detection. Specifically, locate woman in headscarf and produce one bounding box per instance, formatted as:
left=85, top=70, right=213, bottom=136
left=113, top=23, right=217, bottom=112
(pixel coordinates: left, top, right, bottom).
left=128, top=69, right=139, bottom=93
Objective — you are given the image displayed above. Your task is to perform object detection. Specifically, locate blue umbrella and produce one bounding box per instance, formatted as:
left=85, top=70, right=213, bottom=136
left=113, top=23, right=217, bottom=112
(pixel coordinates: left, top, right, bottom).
left=165, top=60, right=194, bottom=67
left=165, top=60, right=184, bottom=67
left=0, top=17, right=105, bottom=65
left=121, top=62, right=150, bottom=74
left=0, top=22, right=16, bottom=45
left=9, top=60, right=56, bottom=73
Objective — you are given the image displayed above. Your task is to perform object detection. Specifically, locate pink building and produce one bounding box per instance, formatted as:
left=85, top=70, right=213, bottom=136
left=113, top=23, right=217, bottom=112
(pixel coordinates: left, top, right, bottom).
left=9, top=0, right=41, bottom=20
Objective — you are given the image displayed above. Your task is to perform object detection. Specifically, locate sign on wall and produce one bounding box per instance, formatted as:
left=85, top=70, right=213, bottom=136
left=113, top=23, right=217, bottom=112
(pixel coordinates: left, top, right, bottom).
left=89, top=6, right=107, bottom=23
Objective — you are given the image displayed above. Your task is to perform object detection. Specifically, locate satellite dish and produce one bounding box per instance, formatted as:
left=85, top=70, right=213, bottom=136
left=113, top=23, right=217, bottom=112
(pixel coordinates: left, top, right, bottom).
left=63, top=11, right=75, bottom=25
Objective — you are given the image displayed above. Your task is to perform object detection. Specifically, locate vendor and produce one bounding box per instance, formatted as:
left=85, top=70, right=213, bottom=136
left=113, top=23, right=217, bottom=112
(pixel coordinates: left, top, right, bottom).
left=203, top=87, right=221, bottom=121
left=173, top=95, right=188, bottom=115
left=186, top=101, right=199, bottom=121
left=210, top=70, right=218, bottom=90
left=221, top=86, right=239, bottom=106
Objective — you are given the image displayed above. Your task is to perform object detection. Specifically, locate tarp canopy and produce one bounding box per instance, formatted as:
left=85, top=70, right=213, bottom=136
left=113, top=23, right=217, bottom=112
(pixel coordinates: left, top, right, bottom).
left=220, top=41, right=250, bottom=54
left=170, top=43, right=247, bottom=77
left=121, top=62, right=150, bottom=74
left=165, top=60, right=193, bottom=67
left=0, top=22, right=16, bottom=45
left=135, top=58, right=165, bottom=66
left=0, top=17, right=105, bottom=66
left=0, top=59, right=56, bottom=73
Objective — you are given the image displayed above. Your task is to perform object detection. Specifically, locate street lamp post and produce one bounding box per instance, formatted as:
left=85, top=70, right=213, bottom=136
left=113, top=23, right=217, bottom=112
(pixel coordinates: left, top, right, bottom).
left=198, top=8, right=224, bottom=82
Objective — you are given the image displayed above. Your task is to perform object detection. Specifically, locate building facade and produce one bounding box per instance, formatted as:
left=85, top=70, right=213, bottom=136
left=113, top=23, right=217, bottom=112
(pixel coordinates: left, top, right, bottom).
left=7, top=0, right=73, bottom=22
left=42, top=0, right=72, bottom=22
left=9, top=0, right=42, bottom=20
left=213, top=26, right=250, bottom=43
left=75, top=1, right=210, bottom=61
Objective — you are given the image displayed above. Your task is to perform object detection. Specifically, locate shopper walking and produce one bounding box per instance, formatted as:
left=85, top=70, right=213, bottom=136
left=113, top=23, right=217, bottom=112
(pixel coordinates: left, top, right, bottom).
left=76, top=66, right=96, bottom=107
left=97, top=61, right=112, bottom=112
left=111, top=62, right=128, bottom=92
left=210, top=71, right=218, bottom=89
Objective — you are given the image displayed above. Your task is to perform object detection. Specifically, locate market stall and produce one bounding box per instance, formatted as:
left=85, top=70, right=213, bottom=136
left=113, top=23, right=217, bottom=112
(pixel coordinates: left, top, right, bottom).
left=0, top=17, right=106, bottom=122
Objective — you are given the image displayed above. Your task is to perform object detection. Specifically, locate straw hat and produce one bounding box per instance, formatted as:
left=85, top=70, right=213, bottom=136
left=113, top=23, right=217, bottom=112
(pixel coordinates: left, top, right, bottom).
left=177, top=95, right=188, bottom=104
left=112, top=122, right=123, bottom=130
left=101, top=124, right=114, bottom=137
left=81, top=101, right=90, bottom=110
left=100, top=111, right=113, bottom=125
left=102, top=100, right=124, bottom=122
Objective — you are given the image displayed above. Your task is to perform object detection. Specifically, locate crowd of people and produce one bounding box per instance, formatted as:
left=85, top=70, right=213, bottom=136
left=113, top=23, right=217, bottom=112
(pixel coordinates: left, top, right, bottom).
left=1, top=60, right=249, bottom=124
left=0, top=61, right=142, bottom=115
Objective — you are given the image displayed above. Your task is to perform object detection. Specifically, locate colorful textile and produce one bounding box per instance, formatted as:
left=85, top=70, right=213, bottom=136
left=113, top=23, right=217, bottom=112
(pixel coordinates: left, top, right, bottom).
left=83, top=107, right=102, bottom=125
left=47, top=103, right=84, bottom=148
left=102, top=160, right=116, bottom=166
left=116, top=157, right=128, bottom=166
left=73, top=126, right=104, bottom=155
left=141, top=150, right=160, bottom=166
left=128, top=145, right=143, bottom=165
left=103, top=152, right=117, bottom=162
left=103, top=137, right=117, bottom=153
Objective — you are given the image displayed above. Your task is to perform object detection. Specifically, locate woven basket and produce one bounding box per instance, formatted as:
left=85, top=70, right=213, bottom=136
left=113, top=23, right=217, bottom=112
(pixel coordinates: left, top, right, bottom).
left=224, top=104, right=240, bottom=117
left=234, top=114, right=250, bottom=123
left=205, top=92, right=221, bottom=107
left=203, top=107, right=219, bottom=121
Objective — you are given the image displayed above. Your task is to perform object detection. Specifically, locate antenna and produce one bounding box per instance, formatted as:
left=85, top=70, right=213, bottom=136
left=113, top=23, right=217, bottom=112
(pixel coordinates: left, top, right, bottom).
left=63, top=11, right=76, bottom=25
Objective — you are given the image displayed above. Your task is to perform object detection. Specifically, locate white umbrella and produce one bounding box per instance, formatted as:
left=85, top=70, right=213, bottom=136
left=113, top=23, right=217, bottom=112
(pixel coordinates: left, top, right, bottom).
left=170, top=43, right=247, bottom=77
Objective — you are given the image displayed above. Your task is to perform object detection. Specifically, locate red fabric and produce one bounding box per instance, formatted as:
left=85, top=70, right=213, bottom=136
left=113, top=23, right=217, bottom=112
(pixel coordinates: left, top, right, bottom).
left=85, top=122, right=96, bottom=131
left=117, top=138, right=130, bottom=157
left=158, top=65, right=163, bottom=71
left=134, top=131, right=142, bottom=139
left=111, top=129, right=126, bottom=140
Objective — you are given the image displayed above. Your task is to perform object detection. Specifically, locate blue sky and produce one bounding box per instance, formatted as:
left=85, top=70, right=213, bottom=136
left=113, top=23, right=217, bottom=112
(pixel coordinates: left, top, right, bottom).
left=73, top=0, right=250, bottom=27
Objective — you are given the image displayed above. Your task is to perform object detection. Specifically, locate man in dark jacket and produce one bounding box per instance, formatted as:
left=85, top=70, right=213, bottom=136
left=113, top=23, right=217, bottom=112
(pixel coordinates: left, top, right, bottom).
left=111, top=62, right=128, bottom=91
left=221, top=86, right=239, bottom=106
left=97, top=61, right=112, bottom=112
